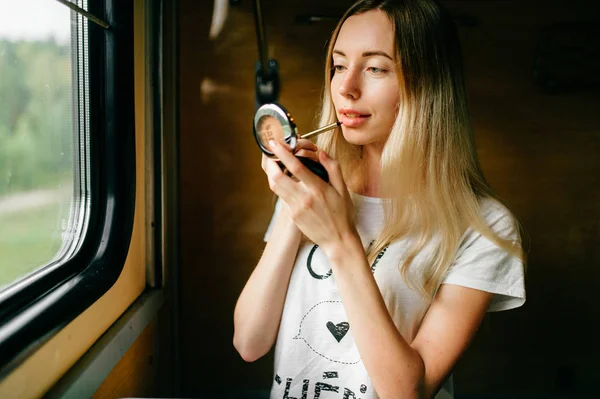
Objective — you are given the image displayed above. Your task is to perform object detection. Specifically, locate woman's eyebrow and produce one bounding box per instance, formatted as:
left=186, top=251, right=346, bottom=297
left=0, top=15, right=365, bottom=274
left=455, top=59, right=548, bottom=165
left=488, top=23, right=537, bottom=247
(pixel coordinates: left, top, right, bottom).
left=333, top=49, right=393, bottom=61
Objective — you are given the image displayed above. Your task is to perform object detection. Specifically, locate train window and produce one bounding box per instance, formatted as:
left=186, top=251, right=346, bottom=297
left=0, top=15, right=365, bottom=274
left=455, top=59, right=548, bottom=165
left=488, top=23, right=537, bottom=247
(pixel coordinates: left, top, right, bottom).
left=0, top=0, right=84, bottom=292
left=0, top=0, right=137, bottom=384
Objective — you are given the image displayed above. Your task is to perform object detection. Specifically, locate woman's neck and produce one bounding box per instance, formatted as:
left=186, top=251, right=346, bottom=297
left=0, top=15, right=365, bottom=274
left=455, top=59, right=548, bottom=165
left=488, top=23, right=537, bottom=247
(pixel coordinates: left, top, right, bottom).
left=356, top=144, right=382, bottom=197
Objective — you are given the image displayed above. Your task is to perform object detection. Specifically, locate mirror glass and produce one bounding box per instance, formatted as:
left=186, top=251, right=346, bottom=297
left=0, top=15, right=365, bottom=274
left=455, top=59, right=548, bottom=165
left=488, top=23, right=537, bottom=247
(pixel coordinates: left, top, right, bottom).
left=253, top=103, right=297, bottom=157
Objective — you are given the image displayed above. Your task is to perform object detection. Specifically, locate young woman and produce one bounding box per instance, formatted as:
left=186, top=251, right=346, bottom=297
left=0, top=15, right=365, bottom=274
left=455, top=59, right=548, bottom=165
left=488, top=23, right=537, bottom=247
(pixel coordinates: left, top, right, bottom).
left=234, top=1, right=526, bottom=398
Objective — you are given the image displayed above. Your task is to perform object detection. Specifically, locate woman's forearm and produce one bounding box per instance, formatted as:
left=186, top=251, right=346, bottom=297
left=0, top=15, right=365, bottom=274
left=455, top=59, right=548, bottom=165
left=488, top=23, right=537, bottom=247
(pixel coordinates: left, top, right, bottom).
left=324, top=236, right=426, bottom=398
left=233, top=208, right=303, bottom=362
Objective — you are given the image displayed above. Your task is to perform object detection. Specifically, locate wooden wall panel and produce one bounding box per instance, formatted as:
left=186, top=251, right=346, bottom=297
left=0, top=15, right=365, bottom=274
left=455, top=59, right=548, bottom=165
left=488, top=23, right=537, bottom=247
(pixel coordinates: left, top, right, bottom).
left=443, top=1, right=600, bottom=396
left=179, top=0, right=600, bottom=396
left=90, top=302, right=178, bottom=399
left=92, top=322, right=156, bottom=399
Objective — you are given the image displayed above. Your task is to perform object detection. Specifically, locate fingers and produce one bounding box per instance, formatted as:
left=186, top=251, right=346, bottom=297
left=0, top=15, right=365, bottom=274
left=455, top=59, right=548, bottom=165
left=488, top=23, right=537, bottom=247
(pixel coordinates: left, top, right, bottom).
left=294, top=139, right=318, bottom=153
left=294, top=149, right=319, bottom=162
left=319, top=150, right=349, bottom=198
left=264, top=140, right=318, bottom=165
left=262, top=152, right=301, bottom=204
left=270, top=140, right=322, bottom=187
left=293, top=139, right=319, bottom=162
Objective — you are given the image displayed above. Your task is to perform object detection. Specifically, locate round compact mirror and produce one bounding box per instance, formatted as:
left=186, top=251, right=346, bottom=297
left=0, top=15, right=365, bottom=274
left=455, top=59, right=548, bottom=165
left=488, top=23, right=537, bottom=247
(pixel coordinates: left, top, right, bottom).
left=253, top=103, right=297, bottom=157
left=253, top=103, right=340, bottom=182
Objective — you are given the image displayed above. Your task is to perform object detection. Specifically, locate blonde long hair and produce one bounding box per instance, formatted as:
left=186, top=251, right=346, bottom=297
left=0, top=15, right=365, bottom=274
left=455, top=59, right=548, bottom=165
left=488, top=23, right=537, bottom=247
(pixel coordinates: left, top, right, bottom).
left=316, top=0, right=525, bottom=299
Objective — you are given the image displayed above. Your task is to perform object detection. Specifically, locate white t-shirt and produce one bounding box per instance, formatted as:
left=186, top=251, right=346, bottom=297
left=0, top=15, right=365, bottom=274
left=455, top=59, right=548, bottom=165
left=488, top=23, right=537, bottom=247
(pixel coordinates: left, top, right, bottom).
left=264, top=193, right=526, bottom=399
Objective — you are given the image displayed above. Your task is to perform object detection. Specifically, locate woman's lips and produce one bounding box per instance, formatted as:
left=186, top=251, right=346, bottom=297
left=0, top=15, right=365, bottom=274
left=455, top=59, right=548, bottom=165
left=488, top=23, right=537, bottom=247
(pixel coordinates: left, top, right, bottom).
left=339, top=113, right=370, bottom=127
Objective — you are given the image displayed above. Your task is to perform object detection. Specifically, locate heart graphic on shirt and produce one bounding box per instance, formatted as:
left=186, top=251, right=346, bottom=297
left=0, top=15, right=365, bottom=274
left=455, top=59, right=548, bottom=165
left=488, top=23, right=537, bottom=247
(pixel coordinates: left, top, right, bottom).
left=326, top=321, right=350, bottom=343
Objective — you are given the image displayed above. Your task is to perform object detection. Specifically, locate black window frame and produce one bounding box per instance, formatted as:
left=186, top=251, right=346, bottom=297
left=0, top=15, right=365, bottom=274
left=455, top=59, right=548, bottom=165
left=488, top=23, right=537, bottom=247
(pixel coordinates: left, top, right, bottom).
left=0, top=0, right=136, bottom=377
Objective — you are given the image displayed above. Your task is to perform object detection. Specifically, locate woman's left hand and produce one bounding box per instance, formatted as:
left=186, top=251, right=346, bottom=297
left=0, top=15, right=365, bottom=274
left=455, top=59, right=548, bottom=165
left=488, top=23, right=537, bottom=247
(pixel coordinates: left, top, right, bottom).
left=265, top=140, right=358, bottom=255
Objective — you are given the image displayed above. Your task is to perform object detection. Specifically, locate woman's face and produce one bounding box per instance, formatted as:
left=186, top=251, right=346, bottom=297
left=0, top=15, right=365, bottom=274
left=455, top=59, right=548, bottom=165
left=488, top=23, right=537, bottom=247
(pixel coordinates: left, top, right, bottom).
left=330, top=9, right=400, bottom=149
left=257, top=115, right=285, bottom=152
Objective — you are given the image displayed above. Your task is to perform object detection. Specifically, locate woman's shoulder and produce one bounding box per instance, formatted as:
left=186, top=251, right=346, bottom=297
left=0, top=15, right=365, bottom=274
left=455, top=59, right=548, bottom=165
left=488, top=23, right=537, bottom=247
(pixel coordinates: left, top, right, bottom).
left=478, top=196, right=513, bottom=219
left=476, top=196, right=519, bottom=234
left=446, top=196, right=526, bottom=312
left=453, top=196, right=522, bottom=251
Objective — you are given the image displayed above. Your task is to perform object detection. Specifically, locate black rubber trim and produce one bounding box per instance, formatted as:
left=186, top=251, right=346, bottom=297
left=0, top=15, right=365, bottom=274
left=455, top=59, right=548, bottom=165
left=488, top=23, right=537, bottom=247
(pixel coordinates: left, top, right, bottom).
left=0, top=0, right=135, bottom=377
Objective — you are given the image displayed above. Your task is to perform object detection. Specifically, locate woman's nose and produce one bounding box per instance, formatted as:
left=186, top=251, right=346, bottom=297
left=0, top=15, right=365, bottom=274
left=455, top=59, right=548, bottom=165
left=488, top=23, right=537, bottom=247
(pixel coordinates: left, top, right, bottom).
left=338, top=69, right=361, bottom=100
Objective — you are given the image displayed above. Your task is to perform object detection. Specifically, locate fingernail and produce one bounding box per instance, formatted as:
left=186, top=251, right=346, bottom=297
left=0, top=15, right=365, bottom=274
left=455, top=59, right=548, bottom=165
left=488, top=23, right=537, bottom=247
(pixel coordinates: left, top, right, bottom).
left=269, top=140, right=278, bottom=148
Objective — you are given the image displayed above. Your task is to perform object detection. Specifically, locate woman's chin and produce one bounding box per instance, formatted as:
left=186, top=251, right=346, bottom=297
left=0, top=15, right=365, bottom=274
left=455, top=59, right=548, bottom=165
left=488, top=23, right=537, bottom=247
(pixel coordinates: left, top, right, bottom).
left=341, top=128, right=371, bottom=146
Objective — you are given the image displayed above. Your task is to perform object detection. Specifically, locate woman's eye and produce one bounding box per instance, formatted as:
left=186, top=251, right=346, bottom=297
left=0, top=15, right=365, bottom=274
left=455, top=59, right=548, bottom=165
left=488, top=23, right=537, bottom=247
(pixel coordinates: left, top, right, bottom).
left=367, top=67, right=386, bottom=74
left=333, top=65, right=346, bottom=72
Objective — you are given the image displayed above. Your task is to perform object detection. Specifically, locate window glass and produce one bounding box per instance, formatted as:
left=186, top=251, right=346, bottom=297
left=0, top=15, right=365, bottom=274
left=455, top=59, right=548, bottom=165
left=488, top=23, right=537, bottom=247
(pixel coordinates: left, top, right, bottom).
left=0, top=0, right=87, bottom=291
